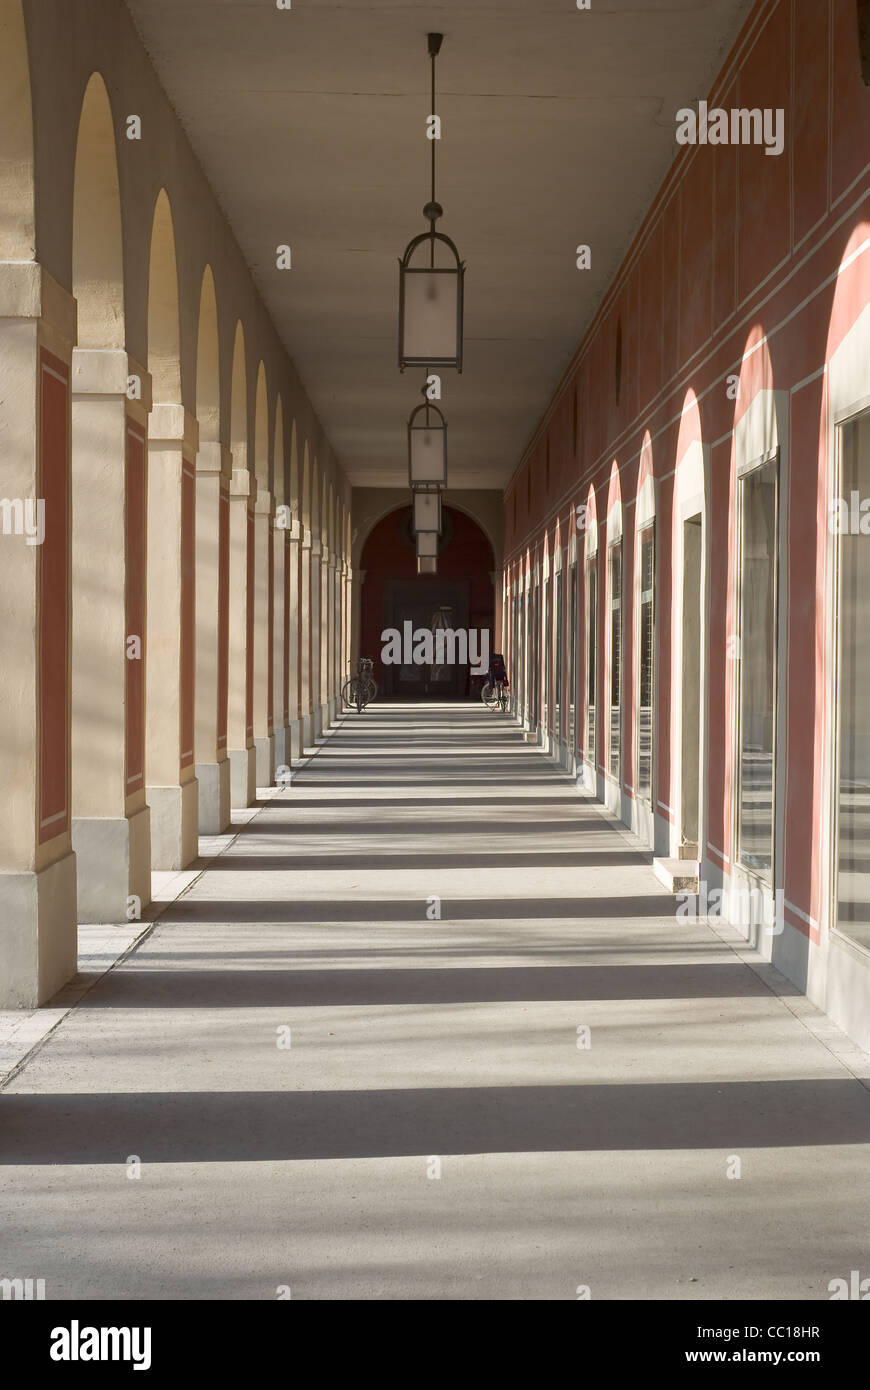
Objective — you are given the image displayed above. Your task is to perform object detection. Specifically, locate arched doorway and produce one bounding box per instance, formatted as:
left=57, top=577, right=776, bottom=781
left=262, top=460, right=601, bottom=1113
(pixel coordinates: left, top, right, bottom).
left=360, top=505, right=495, bottom=699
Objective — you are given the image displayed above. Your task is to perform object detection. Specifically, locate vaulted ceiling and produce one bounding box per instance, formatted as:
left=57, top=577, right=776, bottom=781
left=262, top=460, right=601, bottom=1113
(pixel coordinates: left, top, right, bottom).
left=125, top=0, right=753, bottom=489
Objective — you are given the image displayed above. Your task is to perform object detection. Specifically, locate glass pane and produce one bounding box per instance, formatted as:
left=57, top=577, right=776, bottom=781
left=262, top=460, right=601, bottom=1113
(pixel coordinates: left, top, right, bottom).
left=586, top=563, right=596, bottom=759
left=837, top=414, right=870, bottom=950
left=737, top=457, right=778, bottom=875
left=410, top=426, right=447, bottom=485
left=610, top=545, right=622, bottom=779
left=554, top=570, right=563, bottom=737
left=638, top=529, right=654, bottom=802
left=568, top=565, right=577, bottom=751
left=402, top=270, right=459, bottom=362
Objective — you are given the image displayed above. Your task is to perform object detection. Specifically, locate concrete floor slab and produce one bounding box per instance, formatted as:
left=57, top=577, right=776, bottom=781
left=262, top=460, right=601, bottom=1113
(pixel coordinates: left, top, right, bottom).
left=1, top=703, right=869, bottom=1300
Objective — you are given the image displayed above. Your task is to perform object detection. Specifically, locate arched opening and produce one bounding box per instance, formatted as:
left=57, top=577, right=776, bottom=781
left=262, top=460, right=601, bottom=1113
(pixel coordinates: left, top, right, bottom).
left=254, top=362, right=268, bottom=490
left=581, top=484, right=599, bottom=789
left=360, top=504, right=495, bottom=700
left=147, top=190, right=181, bottom=403
left=229, top=321, right=247, bottom=468
left=672, top=389, right=707, bottom=862
left=0, top=0, right=35, bottom=259
left=633, top=433, right=657, bottom=842
left=72, top=74, right=124, bottom=347
left=273, top=396, right=285, bottom=506
left=605, top=461, right=624, bottom=807
left=195, top=266, right=220, bottom=443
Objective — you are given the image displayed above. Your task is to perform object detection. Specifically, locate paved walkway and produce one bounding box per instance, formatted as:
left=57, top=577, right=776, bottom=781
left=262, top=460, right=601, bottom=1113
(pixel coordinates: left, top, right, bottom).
left=2, top=704, right=870, bottom=1300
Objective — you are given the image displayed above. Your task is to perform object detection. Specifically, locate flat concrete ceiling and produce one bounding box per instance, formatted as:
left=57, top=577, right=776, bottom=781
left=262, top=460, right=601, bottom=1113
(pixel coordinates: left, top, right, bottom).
left=125, top=0, right=752, bottom=489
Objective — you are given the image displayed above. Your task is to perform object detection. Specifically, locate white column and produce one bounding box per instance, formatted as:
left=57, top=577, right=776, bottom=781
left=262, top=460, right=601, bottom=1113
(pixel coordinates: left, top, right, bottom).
left=253, top=486, right=275, bottom=786
left=194, top=441, right=231, bottom=833
left=146, top=404, right=199, bottom=869
left=272, top=515, right=288, bottom=769
left=299, top=526, right=313, bottom=751
left=0, top=264, right=78, bottom=1006
left=71, top=348, right=152, bottom=919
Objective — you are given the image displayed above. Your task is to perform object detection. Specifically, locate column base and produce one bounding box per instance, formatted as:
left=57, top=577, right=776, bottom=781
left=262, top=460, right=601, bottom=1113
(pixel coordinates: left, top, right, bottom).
left=147, top=778, right=199, bottom=871
left=196, top=758, right=231, bottom=835
left=229, top=745, right=256, bottom=809
left=273, top=727, right=287, bottom=770
left=255, top=735, right=275, bottom=788
left=0, top=852, right=78, bottom=1008
left=71, top=804, right=152, bottom=923
left=288, top=720, right=302, bottom=762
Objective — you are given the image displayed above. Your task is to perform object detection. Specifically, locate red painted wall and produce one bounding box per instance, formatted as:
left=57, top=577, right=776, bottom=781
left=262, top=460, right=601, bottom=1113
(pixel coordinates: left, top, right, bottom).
left=180, top=460, right=195, bottom=770
left=38, top=350, right=70, bottom=844
left=361, top=505, right=495, bottom=689
left=125, top=422, right=146, bottom=793
left=504, top=0, right=870, bottom=940
left=217, top=482, right=229, bottom=751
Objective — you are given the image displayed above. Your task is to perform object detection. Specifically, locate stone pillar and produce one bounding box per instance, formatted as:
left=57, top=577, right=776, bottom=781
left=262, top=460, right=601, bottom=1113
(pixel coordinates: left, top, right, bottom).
left=490, top=569, right=503, bottom=651
left=70, top=348, right=152, bottom=920
left=350, top=568, right=365, bottom=667
left=322, top=547, right=334, bottom=726
left=194, top=440, right=231, bottom=833
left=146, top=404, right=199, bottom=869
left=272, top=514, right=288, bottom=770
left=300, top=529, right=313, bottom=748
left=253, top=486, right=275, bottom=787
left=0, top=265, right=78, bottom=1006
left=312, top=538, right=324, bottom=736
left=227, top=467, right=256, bottom=807
left=287, top=519, right=301, bottom=759
left=340, top=559, right=351, bottom=702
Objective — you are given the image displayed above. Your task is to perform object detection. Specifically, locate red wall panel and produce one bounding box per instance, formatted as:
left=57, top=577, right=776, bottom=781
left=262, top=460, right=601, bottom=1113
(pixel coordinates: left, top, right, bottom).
left=38, top=350, right=70, bottom=845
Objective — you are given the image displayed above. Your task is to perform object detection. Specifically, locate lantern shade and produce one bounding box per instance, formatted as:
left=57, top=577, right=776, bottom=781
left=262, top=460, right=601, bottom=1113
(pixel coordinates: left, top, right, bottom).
left=413, top=489, right=441, bottom=535
left=416, top=531, right=438, bottom=559
left=417, top=556, right=438, bottom=575
left=409, top=402, right=447, bottom=487
left=399, top=231, right=465, bottom=371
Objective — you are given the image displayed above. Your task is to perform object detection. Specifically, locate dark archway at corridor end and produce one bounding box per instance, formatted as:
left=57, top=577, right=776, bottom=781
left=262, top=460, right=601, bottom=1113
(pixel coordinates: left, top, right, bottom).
left=360, top=505, right=495, bottom=700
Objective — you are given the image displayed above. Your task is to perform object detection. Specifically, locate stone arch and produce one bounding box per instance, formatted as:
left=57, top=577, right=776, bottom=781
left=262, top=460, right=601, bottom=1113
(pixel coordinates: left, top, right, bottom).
left=229, top=321, right=247, bottom=469
left=289, top=421, right=299, bottom=516
left=0, top=1, right=35, bottom=259
left=147, top=190, right=181, bottom=402
left=302, top=443, right=311, bottom=530
left=195, top=266, right=220, bottom=443
left=254, top=362, right=269, bottom=491
left=273, top=396, right=285, bottom=504
left=72, top=73, right=124, bottom=349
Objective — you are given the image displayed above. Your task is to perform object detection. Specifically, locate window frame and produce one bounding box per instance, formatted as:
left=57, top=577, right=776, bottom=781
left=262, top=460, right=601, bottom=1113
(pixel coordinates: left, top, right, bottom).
left=733, top=445, right=780, bottom=885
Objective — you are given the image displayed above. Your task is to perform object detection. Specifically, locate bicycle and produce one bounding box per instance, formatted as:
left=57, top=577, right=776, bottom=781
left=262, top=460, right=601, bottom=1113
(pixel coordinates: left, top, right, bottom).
left=481, top=675, right=510, bottom=713
left=481, top=653, right=510, bottom=713
left=342, top=657, right=378, bottom=713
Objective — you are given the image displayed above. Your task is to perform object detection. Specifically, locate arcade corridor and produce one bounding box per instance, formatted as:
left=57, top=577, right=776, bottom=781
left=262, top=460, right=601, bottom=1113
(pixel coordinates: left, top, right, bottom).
left=3, top=706, right=869, bottom=1300
left=4, top=0, right=870, bottom=1317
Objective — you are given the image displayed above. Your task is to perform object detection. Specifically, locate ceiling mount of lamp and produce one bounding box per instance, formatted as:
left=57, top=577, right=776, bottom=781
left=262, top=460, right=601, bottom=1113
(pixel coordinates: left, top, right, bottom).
left=398, top=32, right=466, bottom=373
